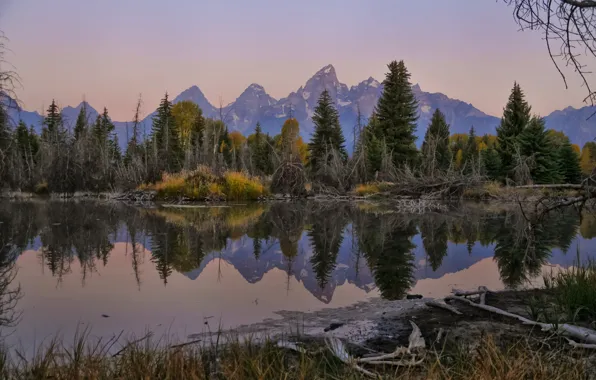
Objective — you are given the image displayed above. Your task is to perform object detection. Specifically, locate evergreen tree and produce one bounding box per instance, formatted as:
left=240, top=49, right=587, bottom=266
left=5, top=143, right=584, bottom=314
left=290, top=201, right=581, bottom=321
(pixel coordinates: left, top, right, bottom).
left=481, top=147, right=502, bottom=181
left=152, top=93, right=182, bottom=172
left=74, top=103, right=88, bottom=141
left=517, top=116, right=559, bottom=184
left=557, top=139, right=582, bottom=184
left=375, top=60, right=419, bottom=166
left=463, top=126, right=478, bottom=173
left=496, top=82, right=532, bottom=180
left=252, top=122, right=270, bottom=174
left=42, top=100, right=64, bottom=142
left=190, top=109, right=205, bottom=152
left=14, top=121, right=30, bottom=159
left=421, top=108, right=450, bottom=174
left=364, top=112, right=384, bottom=177
left=308, top=89, right=347, bottom=172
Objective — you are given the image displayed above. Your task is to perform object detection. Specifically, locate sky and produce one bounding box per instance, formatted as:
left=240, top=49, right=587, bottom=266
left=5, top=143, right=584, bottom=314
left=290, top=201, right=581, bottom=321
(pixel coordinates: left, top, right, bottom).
left=0, top=0, right=591, bottom=121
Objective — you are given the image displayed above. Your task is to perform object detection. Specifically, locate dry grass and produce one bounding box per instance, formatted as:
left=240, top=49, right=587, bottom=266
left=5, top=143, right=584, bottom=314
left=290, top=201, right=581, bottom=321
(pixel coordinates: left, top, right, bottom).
left=139, top=167, right=267, bottom=201
left=223, top=172, right=267, bottom=201
left=354, top=182, right=393, bottom=197
left=0, top=331, right=589, bottom=379
left=543, top=255, right=596, bottom=322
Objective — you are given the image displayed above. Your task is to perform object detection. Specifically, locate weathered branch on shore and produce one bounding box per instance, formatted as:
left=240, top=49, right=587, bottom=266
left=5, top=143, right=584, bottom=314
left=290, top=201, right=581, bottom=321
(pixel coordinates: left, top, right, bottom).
left=514, top=184, right=585, bottom=189
left=446, top=295, right=596, bottom=345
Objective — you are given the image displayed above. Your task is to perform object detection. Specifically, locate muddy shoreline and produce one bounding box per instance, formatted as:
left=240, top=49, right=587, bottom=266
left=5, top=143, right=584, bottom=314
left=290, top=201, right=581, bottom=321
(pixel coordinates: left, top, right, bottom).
left=188, top=288, right=596, bottom=375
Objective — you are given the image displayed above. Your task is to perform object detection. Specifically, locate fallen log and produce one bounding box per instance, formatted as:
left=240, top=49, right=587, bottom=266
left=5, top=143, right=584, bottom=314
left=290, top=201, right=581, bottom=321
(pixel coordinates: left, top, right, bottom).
left=446, top=295, right=596, bottom=345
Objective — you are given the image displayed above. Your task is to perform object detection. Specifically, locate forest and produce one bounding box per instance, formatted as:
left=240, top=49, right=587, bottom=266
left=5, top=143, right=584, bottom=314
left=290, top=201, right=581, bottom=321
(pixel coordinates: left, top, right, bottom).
left=0, top=60, right=594, bottom=198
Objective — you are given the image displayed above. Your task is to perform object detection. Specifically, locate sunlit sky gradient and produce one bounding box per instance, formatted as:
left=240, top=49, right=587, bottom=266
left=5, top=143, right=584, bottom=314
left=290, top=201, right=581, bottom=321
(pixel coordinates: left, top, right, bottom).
left=0, top=0, right=590, bottom=121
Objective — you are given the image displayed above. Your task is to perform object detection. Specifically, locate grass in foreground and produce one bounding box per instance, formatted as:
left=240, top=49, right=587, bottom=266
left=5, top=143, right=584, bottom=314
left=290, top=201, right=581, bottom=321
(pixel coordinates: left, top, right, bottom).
left=0, top=331, right=588, bottom=379
left=543, top=255, right=596, bottom=323
left=139, top=166, right=267, bottom=201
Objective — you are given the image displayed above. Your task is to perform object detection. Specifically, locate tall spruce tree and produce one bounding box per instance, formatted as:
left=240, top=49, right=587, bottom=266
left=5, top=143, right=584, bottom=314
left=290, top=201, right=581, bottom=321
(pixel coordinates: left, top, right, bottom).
left=463, top=126, right=478, bottom=173
left=517, top=116, right=559, bottom=184
left=375, top=60, right=418, bottom=166
left=308, top=89, right=347, bottom=172
left=252, top=122, right=269, bottom=174
left=496, top=82, right=532, bottom=181
left=14, top=120, right=30, bottom=159
left=152, top=93, right=182, bottom=172
left=364, top=111, right=384, bottom=177
left=421, top=108, right=450, bottom=174
left=42, top=100, right=64, bottom=142
left=74, top=103, right=88, bottom=141
left=557, top=139, right=582, bottom=184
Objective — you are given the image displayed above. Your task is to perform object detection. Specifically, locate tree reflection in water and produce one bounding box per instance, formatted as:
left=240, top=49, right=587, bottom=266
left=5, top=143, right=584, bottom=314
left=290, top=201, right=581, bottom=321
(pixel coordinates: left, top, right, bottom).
left=0, top=201, right=588, bottom=303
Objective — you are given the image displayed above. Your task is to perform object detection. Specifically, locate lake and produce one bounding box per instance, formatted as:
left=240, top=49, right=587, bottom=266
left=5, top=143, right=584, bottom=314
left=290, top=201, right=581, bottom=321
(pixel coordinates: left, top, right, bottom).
left=0, top=200, right=594, bottom=351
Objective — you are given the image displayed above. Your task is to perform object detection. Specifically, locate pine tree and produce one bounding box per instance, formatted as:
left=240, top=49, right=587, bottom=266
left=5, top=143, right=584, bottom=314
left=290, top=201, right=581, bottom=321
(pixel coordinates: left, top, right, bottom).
left=152, top=93, right=182, bottom=172
left=496, top=82, right=532, bottom=180
left=190, top=109, right=205, bottom=151
left=463, top=126, right=478, bottom=173
left=14, top=120, right=29, bottom=157
left=308, top=89, right=347, bottom=172
left=481, top=147, right=502, bottom=181
left=557, top=139, right=582, bottom=184
left=42, top=100, right=64, bottom=142
left=252, top=122, right=269, bottom=174
left=74, top=103, right=88, bottom=141
left=421, top=108, right=450, bottom=174
left=375, top=60, right=418, bottom=166
left=364, top=111, right=384, bottom=177
left=517, top=116, right=559, bottom=184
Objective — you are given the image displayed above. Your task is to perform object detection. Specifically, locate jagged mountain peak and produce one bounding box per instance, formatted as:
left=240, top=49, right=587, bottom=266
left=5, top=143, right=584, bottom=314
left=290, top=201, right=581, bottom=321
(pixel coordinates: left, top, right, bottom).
left=365, top=77, right=380, bottom=87
left=175, top=85, right=207, bottom=100
left=314, top=64, right=336, bottom=77
left=247, top=83, right=265, bottom=91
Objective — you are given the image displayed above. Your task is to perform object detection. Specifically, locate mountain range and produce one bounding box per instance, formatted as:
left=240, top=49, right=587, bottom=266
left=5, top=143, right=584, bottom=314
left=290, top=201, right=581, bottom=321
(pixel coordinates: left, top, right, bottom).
left=6, top=64, right=596, bottom=151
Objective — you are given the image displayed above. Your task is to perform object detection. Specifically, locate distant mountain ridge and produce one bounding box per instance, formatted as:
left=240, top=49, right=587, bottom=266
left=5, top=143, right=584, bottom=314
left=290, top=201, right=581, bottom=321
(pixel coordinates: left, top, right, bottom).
left=7, top=64, right=596, bottom=151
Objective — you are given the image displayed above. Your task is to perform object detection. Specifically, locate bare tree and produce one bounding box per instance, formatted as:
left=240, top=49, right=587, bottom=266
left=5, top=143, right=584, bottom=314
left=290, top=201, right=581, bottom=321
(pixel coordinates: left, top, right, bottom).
left=506, top=0, right=596, bottom=109
left=0, top=32, right=21, bottom=114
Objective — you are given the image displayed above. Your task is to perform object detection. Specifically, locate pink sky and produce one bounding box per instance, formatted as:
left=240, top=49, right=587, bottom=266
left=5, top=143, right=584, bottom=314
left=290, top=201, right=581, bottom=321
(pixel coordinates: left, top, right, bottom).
left=0, top=0, right=592, bottom=121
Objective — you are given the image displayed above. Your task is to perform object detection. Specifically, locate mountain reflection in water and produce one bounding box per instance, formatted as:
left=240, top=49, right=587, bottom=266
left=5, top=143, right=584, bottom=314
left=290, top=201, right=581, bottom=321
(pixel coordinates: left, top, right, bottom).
left=0, top=200, right=595, bottom=346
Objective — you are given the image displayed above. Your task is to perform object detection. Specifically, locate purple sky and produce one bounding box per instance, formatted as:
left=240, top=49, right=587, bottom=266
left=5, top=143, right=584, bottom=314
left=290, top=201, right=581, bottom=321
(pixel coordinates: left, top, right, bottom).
left=0, top=0, right=590, bottom=121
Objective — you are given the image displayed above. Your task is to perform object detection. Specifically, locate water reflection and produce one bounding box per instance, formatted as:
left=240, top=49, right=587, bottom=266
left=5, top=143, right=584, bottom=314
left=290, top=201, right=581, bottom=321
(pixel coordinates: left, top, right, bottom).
left=0, top=201, right=594, bottom=299
left=0, top=200, right=595, bottom=342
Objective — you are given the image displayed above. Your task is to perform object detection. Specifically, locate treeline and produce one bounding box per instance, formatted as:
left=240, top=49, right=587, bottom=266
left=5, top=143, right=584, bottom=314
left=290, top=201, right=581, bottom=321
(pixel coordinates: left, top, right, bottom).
left=0, top=60, right=586, bottom=194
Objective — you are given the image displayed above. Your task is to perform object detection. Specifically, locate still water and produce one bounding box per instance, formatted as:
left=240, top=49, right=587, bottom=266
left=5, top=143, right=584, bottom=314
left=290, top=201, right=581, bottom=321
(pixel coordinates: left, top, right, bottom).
left=0, top=200, right=595, bottom=350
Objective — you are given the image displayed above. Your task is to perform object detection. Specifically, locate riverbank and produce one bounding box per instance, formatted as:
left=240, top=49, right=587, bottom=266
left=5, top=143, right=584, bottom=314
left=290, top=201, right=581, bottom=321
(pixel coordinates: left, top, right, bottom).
left=0, top=290, right=591, bottom=379
left=2, top=284, right=595, bottom=379
left=1, top=180, right=587, bottom=205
